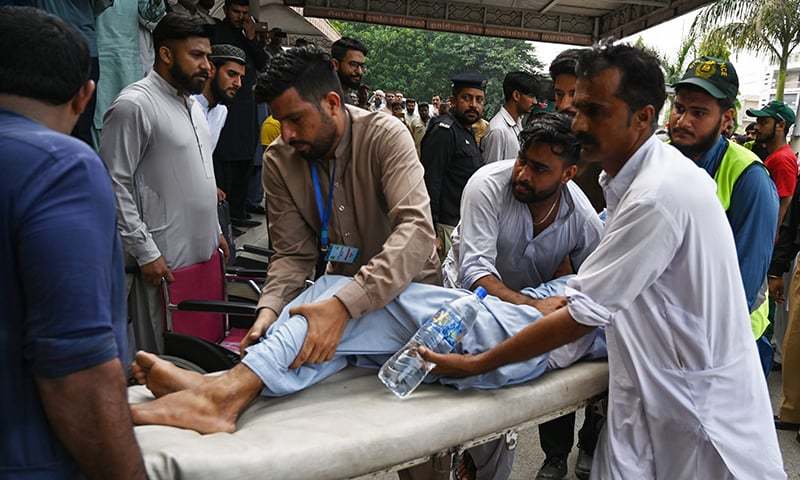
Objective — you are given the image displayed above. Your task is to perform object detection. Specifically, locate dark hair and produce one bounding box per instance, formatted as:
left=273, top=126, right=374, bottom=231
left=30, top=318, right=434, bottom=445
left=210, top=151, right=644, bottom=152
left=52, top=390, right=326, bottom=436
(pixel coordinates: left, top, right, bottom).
left=576, top=44, right=666, bottom=128
left=255, top=46, right=343, bottom=106
left=549, top=49, right=581, bottom=80
left=519, top=112, right=581, bottom=166
left=745, top=122, right=758, bottom=132
left=0, top=6, right=90, bottom=105
left=331, top=36, right=368, bottom=61
left=153, top=13, right=210, bottom=53
left=503, top=71, right=539, bottom=102
left=224, top=0, right=249, bottom=6
left=419, top=102, right=429, bottom=108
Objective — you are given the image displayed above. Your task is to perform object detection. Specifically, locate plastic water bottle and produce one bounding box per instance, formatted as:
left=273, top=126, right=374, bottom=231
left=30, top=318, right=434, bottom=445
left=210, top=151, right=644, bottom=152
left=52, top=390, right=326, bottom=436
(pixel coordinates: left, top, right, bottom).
left=379, top=287, right=488, bottom=398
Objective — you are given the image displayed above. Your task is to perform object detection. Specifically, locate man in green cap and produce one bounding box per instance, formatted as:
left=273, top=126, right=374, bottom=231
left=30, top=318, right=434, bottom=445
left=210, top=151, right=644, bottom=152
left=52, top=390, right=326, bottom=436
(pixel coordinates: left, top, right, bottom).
left=747, top=100, right=798, bottom=226
left=669, top=56, right=779, bottom=377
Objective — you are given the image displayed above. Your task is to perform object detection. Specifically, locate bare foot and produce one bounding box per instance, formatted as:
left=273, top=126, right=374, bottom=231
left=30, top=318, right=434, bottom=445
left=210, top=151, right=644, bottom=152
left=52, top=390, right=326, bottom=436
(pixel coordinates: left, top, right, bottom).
left=131, top=388, right=237, bottom=434
left=131, top=351, right=208, bottom=398
left=130, top=364, right=264, bottom=434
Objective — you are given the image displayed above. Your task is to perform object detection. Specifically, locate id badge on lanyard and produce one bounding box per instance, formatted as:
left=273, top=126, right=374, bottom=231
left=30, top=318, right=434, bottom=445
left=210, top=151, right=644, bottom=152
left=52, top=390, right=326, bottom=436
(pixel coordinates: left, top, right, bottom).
left=309, top=161, right=359, bottom=277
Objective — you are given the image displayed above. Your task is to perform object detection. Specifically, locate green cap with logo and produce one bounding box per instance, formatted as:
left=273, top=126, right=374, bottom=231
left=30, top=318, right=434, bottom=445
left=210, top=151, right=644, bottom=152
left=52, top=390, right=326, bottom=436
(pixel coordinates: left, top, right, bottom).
left=747, top=100, right=796, bottom=127
left=673, top=56, right=739, bottom=101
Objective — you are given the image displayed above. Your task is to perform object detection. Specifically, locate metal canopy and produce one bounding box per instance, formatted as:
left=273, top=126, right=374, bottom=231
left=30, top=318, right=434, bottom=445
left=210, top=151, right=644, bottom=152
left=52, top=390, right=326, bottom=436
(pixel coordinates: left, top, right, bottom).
left=291, top=0, right=713, bottom=46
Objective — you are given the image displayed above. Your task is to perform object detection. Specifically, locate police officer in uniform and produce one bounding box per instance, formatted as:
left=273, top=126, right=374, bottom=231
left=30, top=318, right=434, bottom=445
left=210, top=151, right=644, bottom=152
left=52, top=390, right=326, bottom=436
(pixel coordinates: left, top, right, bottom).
left=421, top=72, right=487, bottom=261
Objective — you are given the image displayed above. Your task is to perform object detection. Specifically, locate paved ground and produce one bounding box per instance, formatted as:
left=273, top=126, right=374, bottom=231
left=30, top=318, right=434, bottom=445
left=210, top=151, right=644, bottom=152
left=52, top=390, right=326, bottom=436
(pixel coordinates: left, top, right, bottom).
left=234, top=215, right=800, bottom=479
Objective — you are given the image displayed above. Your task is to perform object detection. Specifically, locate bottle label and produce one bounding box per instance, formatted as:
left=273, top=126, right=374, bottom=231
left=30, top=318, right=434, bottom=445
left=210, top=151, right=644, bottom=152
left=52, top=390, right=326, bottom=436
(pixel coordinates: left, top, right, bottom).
left=429, top=309, right=462, bottom=350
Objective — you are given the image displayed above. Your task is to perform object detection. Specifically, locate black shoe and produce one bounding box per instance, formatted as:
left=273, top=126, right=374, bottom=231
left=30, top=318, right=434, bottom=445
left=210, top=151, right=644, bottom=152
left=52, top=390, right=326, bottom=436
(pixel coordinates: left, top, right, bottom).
left=231, top=227, right=245, bottom=237
left=772, top=361, right=782, bottom=372
left=535, top=455, right=567, bottom=480
left=247, top=204, right=266, bottom=215
left=231, top=218, right=261, bottom=228
left=774, top=415, right=800, bottom=430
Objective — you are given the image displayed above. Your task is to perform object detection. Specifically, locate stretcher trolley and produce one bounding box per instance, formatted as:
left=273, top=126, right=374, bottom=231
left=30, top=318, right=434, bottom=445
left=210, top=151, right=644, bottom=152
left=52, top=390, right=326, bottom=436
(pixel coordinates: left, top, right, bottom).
left=128, top=360, right=609, bottom=479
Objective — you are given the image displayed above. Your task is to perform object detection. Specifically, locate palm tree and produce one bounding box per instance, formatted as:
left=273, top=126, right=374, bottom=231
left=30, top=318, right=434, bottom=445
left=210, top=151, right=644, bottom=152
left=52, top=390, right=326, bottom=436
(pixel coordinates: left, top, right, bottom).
left=692, top=0, right=800, bottom=101
left=661, top=33, right=697, bottom=85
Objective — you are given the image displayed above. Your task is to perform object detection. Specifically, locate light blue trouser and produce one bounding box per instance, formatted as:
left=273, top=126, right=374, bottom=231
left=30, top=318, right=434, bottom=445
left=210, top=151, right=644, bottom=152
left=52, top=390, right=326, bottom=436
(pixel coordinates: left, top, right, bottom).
left=242, top=275, right=605, bottom=396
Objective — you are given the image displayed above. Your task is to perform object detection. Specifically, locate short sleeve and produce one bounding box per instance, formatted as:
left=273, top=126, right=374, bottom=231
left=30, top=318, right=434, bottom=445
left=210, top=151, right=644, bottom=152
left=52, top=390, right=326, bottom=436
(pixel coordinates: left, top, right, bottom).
left=766, top=152, right=798, bottom=198
left=19, top=147, right=121, bottom=378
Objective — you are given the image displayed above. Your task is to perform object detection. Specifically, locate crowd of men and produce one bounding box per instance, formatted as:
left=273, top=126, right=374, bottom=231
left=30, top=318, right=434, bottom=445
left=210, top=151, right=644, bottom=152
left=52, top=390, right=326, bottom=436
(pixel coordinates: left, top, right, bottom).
left=2, top=2, right=799, bottom=480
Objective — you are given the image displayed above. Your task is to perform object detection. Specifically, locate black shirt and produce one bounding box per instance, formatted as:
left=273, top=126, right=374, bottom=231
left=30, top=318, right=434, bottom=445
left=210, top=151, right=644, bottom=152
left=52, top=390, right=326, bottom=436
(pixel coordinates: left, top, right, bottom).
left=420, top=113, right=483, bottom=226
left=770, top=178, right=800, bottom=276
left=210, top=20, right=269, bottom=163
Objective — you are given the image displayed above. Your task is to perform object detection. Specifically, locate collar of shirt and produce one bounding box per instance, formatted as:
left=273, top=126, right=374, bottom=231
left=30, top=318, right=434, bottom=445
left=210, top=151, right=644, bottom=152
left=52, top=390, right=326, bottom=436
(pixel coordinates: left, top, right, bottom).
left=148, top=69, right=186, bottom=100
left=193, top=93, right=212, bottom=114
left=448, top=112, right=477, bottom=139
left=695, top=135, right=728, bottom=178
left=499, top=106, right=522, bottom=133
left=769, top=143, right=795, bottom=160
left=334, top=108, right=352, bottom=164
left=599, top=134, right=659, bottom=214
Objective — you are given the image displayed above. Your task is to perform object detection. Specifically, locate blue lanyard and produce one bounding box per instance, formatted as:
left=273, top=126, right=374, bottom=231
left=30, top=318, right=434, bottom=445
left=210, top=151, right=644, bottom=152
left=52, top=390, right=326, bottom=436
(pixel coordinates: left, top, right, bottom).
left=309, top=160, right=336, bottom=250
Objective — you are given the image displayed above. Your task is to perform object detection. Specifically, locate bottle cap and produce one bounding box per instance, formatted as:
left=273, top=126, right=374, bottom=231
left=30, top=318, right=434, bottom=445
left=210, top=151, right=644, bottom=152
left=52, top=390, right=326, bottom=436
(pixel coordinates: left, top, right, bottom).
left=474, top=286, right=488, bottom=300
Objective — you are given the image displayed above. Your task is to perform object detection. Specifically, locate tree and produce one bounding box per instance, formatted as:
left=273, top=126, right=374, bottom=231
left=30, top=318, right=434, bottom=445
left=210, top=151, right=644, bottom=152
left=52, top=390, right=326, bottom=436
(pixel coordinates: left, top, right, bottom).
left=692, top=0, right=800, bottom=101
left=332, top=21, right=543, bottom=116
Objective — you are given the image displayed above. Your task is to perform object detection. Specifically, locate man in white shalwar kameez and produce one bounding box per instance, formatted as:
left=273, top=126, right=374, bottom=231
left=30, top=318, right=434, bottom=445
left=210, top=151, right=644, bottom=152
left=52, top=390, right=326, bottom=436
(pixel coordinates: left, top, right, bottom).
left=424, top=43, right=785, bottom=479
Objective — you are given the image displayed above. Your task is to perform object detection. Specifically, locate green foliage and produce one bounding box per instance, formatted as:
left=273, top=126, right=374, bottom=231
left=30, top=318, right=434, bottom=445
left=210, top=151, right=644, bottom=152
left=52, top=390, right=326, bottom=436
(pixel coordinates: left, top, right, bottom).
left=331, top=21, right=543, bottom=116
left=692, top=0, right=800, bottom=101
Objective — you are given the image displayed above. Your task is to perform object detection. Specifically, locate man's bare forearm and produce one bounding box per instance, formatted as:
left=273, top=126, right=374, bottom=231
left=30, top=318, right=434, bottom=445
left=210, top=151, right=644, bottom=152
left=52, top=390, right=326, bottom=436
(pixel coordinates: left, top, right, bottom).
left=472, top=274, right=538, bottom=306
left=36, top=358, right=146, bottom=480
left=477, top=307, right=595, bottom=372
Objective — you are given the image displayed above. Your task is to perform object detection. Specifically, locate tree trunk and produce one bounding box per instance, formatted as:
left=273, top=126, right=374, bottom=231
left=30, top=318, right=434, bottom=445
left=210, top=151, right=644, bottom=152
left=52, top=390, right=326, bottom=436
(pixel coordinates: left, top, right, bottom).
left=775, top=47, right=789, bottom=102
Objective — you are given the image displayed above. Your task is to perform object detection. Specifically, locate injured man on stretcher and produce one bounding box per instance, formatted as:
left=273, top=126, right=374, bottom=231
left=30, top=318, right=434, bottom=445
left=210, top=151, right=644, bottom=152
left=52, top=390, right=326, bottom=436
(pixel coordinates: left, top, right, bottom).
left=130, top=274, right=606, bottom=434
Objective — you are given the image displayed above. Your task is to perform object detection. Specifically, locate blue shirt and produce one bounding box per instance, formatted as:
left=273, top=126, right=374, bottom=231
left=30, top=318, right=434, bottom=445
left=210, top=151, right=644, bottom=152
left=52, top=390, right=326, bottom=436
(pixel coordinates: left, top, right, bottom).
left=0, top=109, right=128, bottom=479
left=696, top=135, right=779, bottom=311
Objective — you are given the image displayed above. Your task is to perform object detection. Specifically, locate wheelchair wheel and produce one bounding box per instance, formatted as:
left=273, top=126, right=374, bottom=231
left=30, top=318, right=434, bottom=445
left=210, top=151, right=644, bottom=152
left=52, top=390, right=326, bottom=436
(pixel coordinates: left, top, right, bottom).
left=159, top=355, right=207, bottom=374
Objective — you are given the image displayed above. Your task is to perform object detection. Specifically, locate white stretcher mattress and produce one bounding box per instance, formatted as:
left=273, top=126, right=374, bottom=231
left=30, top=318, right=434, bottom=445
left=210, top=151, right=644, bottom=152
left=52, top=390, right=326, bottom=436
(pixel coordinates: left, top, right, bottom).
left=129, top=361, right=609, bottom=480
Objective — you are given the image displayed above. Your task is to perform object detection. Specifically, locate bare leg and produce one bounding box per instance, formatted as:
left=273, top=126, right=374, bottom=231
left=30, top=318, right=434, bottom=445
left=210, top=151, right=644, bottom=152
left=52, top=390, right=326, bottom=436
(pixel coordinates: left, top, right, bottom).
left=131, top=351, right=209, bottom=398
left=130, top=363, right=263, bottom=434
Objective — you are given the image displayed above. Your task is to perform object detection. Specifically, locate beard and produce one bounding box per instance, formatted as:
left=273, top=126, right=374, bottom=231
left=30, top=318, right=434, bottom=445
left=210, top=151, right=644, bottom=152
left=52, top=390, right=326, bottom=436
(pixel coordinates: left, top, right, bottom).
left=452, top=107, right=480, bottom=126
left=171, top=61, right=208, bottom=95
left=211, top=76, right=238, bottom=106
left=669, top=117, right=722, bottom=159
left=289, top=109, right=337, bottom=161
left=511, top=179, right=561, bottom=204
left=338, top=72, right=361, bottom=90
left=757, top=124, right=776, bottom=143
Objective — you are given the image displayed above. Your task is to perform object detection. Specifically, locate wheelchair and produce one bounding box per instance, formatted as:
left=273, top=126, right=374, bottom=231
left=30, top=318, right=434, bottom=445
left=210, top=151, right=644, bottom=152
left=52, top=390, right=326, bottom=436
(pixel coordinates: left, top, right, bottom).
left=156, top=245, right=275, bottom=373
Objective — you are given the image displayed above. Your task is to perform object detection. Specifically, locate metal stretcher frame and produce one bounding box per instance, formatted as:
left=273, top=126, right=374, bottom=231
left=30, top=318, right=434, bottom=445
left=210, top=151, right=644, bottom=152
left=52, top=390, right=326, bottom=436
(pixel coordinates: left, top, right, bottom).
left=130, top=360, right=609, bottom=480
left=352, top=390, right=607, bottom=479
